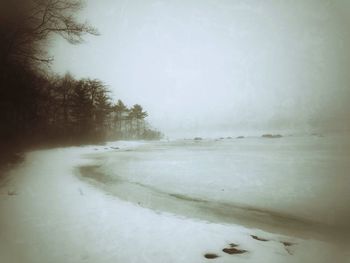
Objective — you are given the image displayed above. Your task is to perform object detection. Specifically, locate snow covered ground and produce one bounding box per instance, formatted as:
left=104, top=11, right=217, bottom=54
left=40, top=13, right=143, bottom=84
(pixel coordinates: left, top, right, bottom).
left=0, top=136, right=349, bottom=263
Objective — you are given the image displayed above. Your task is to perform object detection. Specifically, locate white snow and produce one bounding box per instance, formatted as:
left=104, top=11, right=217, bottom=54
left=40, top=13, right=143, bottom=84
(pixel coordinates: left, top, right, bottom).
left=0, top=139, right=349, bottom=263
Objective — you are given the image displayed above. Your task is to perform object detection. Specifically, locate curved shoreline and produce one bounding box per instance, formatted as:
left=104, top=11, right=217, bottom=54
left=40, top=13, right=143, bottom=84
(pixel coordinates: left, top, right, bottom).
left=0, top=144, right=348, bottom=263
left=76, top=163, right=343, bottom=242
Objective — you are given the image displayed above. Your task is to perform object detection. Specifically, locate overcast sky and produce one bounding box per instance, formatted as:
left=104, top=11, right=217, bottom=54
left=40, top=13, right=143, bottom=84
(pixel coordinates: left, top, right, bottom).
left=51, top=0, right=350, bottom=137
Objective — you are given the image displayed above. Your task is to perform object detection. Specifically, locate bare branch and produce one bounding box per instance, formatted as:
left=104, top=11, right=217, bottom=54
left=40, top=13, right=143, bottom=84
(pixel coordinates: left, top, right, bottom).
left=1, top=0, right=98, bottom=66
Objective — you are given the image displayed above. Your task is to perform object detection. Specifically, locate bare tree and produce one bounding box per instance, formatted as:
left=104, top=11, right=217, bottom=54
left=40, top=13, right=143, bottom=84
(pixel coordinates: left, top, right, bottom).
left=1, top=0, right=98, bottom=66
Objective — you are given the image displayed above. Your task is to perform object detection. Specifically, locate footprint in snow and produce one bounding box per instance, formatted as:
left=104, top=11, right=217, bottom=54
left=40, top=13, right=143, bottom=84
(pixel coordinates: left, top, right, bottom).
left=204, top=253, right=219, bottom=259
left=229, top=243, right=239, bottom=247
left=251, top=234, right=297, bottom=255
left=251, top=235, right=269, bottom=242
left=222, top=247, right=248, bottom=255
left=203, top=242, right=248, bottom=259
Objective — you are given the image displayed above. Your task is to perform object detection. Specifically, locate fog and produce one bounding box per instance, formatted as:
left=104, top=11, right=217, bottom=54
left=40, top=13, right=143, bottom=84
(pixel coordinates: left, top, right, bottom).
left=51, top=0, right=350, bottom=137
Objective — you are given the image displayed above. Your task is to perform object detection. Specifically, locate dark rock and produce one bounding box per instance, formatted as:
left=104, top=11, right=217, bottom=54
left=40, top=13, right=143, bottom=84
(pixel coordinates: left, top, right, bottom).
left=194, top=137, right=203, bottom=141
left=226, top=137, right=233, bottom=139
left=236, top=136, right=244, bottom=139
left=204, top=253, right=219, bottom=259
left=222, top=247, right=247, bottom=255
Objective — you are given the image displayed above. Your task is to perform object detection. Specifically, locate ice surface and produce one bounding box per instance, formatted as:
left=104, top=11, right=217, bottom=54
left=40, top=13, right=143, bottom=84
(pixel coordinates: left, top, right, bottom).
left=97, top=135, right=350, bottom=228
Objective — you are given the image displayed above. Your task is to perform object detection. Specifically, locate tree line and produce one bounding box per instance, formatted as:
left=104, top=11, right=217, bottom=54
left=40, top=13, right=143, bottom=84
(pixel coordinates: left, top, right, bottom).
left=0, top=0, right=162, bottom=158
left=36, top=72, right=162, bottom=144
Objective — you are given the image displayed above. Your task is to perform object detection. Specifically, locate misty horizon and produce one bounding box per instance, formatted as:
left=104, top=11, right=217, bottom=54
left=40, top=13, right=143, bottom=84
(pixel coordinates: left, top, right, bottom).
left=50, top=0, right=350, bottom=137
left=1, top=1, right=350, bottom=263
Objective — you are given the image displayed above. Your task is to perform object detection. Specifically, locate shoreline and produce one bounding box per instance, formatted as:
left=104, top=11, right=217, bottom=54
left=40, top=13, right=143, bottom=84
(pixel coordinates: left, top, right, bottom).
left=0, top=145, right=348, bottom=262
left=76, top=162, right=345, bottom=243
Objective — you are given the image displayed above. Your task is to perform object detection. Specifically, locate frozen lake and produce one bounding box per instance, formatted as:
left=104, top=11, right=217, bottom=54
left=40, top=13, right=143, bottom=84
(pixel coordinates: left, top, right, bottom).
left=80, top=134, right=350, bottom=239
left=1, top=134, right=349, bottom=263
